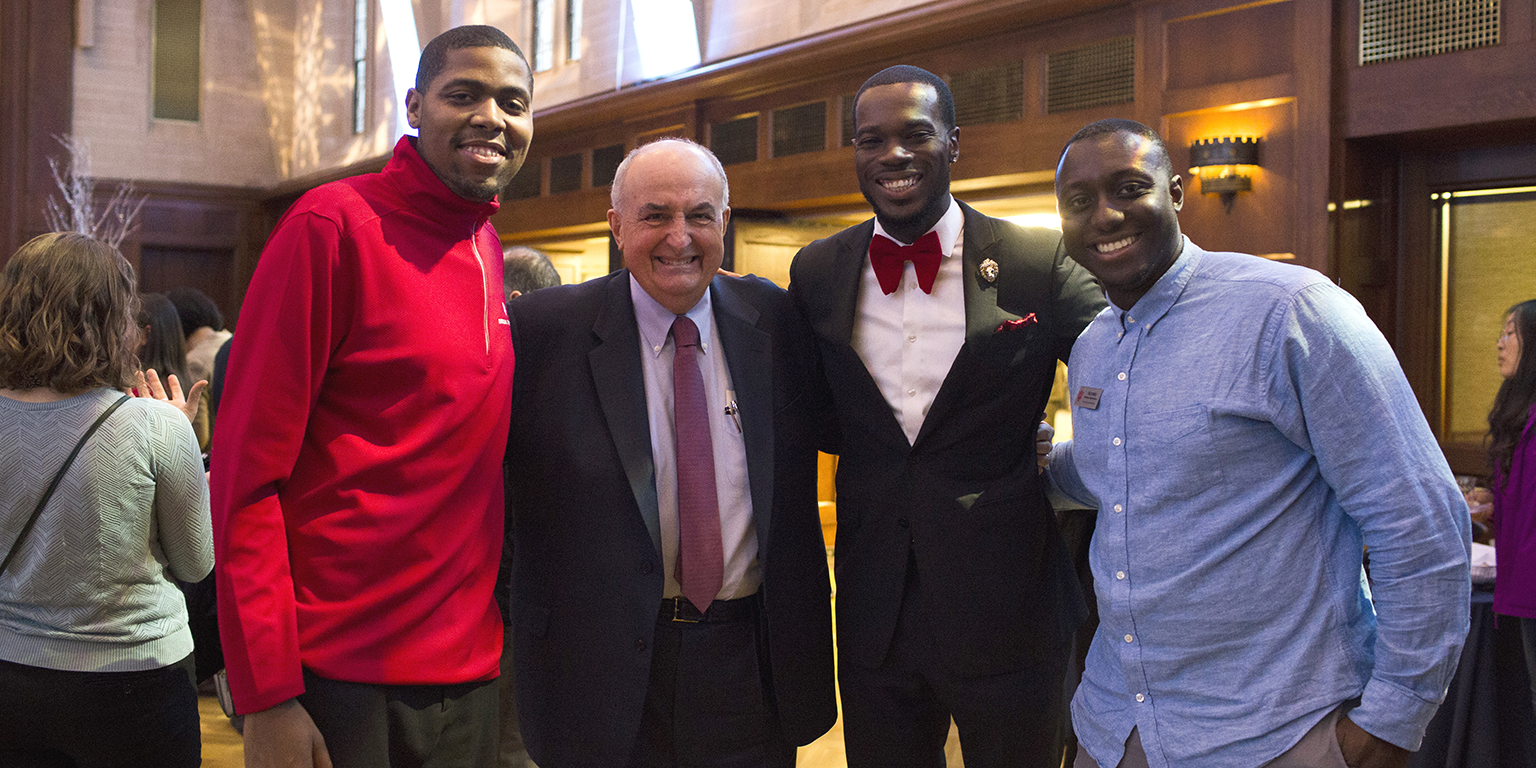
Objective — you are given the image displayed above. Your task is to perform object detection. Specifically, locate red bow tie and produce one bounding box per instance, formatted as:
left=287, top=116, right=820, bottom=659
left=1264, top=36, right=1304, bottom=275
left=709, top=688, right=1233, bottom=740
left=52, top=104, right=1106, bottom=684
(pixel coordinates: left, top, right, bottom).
left=869, top=231, right=942, bottom=295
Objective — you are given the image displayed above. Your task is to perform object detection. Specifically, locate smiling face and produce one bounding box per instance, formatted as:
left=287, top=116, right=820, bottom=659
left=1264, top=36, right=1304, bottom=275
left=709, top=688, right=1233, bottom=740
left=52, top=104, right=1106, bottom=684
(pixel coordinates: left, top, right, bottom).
left=608, top=143, right=731, bottom=315
left=406, top=46, right=533, bottom=203
left=853, top=82, right=959, bottom=243
left=1499, top=313, right=1522, bottom=380
left=1056, top=131, right=1185, bottom=310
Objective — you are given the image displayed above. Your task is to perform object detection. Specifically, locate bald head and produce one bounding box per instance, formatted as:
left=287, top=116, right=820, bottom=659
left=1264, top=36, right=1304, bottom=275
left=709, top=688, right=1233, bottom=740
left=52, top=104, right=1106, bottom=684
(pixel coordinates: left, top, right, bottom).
left=610, top=138, right=730, bottom=213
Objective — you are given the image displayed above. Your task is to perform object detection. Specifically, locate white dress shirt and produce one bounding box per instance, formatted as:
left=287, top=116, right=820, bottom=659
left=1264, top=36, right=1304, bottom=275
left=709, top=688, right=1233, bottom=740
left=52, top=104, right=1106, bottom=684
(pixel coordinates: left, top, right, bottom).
left=630, top=277, right=761, bottom=602
left=852, top=198, right=967, bottom=444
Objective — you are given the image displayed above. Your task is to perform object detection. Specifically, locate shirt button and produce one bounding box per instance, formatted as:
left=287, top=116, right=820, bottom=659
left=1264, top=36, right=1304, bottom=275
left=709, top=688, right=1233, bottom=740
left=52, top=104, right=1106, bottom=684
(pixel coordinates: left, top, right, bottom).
left=635, top=639, right=646, bottom=652
left=1128, top=315, right=1136, bottom=324
left=1116, top=571, right=1126, bottom=580
left=1136, top=693, right=1146, bottom=703
left=1113, top=437, right=1122, bottom=446
left=907, top=389, right=917, bottom=396
left=908, top=335, right=917, bottom=343
left=1114, top=504, right=1124, bottom=513
left=1124, top=634, right=1134, bottom=643
left=1118, top=372, right=1127, bottom=381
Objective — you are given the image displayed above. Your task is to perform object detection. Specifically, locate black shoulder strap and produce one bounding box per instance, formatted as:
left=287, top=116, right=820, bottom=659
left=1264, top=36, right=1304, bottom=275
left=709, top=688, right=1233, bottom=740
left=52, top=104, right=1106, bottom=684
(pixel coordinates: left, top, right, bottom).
left=0, top=394, right=132, bottom=576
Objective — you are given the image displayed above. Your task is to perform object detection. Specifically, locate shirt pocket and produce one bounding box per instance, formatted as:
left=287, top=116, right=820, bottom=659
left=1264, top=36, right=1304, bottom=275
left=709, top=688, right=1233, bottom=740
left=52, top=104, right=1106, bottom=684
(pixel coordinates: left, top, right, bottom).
left=1127, top=404, right=1225, bottom=501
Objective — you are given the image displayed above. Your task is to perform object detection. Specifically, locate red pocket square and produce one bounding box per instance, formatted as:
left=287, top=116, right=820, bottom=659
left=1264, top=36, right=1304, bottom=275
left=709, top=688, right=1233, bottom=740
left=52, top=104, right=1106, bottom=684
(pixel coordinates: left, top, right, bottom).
left=995, top=313, right=1037, bottom=333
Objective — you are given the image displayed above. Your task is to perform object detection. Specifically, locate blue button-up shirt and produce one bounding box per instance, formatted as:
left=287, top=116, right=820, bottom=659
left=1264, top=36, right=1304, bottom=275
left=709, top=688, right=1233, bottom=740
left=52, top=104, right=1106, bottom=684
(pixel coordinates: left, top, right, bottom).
left=1048, top=238, right=1470, bottom=768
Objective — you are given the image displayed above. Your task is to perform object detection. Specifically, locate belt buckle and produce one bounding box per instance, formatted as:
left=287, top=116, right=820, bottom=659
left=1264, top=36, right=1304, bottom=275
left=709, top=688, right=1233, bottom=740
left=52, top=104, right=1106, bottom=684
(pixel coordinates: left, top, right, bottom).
left=670, top=597, right=700, bottom=623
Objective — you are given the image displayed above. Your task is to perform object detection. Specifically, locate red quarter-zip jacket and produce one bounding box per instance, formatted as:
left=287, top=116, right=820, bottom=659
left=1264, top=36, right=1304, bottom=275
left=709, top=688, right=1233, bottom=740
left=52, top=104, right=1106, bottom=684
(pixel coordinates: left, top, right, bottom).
left=211, top=136, right=514, bottom=714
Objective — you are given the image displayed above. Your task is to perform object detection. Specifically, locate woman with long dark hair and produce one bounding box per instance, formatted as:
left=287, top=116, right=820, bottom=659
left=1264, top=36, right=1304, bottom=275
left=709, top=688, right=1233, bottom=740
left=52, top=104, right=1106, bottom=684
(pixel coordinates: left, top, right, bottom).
left=1489, top=298, right=1536, bottom=713
left=0, top=232, right=212, bottom=767
left=139, top=292, right=191, bottom=386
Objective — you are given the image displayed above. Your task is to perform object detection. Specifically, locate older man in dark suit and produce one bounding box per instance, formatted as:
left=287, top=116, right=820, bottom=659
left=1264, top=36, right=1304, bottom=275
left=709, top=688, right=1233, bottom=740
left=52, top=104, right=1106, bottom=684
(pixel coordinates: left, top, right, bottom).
left=788, top=65, right=1105, bottom=767
left=503, top=138, right=836, bottom=768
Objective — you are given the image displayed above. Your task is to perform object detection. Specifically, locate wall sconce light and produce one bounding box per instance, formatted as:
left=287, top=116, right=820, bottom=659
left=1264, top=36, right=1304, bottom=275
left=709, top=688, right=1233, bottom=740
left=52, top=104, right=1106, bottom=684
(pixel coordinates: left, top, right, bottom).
left=1189, top=137, right=1261, bottom=213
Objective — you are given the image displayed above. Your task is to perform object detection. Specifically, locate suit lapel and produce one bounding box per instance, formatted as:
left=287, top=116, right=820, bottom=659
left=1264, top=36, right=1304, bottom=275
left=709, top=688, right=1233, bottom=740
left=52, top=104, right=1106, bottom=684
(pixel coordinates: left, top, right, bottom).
left=824, top=220, right=872, bottom=347
left=589, top=271, right=662, bottom=556
left=914, top=203, right=1031, bottom=446
left=711, top=279, right=775, bottom=560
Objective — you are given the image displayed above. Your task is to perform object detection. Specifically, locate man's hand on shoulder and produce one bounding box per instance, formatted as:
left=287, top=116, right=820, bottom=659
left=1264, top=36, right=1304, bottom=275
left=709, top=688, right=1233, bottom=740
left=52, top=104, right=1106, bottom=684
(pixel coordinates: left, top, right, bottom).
left=243, top=698, right=332, bottom=768
left=1336, top=713, right=1409, bottom=768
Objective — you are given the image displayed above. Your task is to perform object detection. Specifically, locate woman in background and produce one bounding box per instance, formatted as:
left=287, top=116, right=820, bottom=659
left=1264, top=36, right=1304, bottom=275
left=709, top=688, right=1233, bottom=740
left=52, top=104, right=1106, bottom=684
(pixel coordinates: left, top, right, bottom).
left=0, top=232, right=213, bottom=767
left=1489, top=298, right=1536, bottom=714
left=139, top=292, right=190, bottom=386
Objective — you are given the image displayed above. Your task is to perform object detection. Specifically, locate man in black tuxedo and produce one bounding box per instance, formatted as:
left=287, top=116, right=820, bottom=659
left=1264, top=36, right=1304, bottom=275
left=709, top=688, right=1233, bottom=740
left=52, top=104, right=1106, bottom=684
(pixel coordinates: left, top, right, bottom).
left=504, top=139, right=836, bottom=768
left=788, top=65, right=1104, bottom=767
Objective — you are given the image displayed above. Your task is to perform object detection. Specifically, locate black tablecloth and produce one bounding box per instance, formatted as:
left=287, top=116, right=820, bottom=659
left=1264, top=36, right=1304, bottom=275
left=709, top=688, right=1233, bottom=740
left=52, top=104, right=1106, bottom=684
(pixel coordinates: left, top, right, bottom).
left=1408, top=589, right=1536, bottom=768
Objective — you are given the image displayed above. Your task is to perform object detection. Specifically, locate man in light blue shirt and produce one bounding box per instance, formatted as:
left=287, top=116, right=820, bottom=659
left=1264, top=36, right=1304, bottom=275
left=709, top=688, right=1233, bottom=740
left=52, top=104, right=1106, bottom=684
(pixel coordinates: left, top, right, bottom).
left=1047, top=119, right=1471, bottom=768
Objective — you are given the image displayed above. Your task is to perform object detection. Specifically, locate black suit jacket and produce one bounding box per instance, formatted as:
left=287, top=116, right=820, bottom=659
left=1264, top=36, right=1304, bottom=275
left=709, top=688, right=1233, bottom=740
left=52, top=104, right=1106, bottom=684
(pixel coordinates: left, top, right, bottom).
left=504, top=270, right=836, bottom=767
left=788, top=201, right=1105, bottom=677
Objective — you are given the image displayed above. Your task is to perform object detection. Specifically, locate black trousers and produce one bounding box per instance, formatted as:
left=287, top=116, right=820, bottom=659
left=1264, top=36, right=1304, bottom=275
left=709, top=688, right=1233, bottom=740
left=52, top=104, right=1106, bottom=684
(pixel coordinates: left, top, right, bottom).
left=299, top=668, right=499, bottom=768
left=629, top=596, right=796, bottom=768
left=840, top=557, right=1070, bottom=768
left=0, top=654, right=200, bottom=768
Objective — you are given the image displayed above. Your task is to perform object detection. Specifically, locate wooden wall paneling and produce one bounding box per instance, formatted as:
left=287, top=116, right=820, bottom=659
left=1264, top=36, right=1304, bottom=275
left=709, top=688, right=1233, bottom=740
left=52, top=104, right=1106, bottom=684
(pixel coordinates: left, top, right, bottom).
left=1292, top=0, right=1333, bottom=274
left=1, top=0, right=75, bottom=263
left=1164, top=0, right=1294, bottom=91
left=1344, top=0, right=1536, bottom=139
left=1333, top=139, right=1401, bottom=347
left=1394, top=149, right=1442, bottom=433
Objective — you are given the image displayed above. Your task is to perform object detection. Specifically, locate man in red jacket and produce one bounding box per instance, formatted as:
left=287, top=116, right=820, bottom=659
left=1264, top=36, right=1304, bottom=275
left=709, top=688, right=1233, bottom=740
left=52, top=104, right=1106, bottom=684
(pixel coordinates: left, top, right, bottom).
left=210, top=25, right=531, bottom=768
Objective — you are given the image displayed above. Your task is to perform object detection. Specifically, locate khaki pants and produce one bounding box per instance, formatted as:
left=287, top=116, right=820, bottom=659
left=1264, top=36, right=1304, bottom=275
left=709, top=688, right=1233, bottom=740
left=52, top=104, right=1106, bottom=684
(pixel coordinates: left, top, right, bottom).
left=1073, top=706, right=1349, bottom=768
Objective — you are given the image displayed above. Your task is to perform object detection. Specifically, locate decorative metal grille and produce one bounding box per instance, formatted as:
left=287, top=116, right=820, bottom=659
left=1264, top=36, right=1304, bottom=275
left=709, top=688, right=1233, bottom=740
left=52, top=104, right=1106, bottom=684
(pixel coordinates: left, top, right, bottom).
left=710, top=115, right=759, bottom=166
left=840, top=94, right=857, bottom=146
left=1046, top=36, right=1134, bottom=114
left=591, top=143, right=625, bottom=187
left=504, top=161, right=542, bottom=200
left=549, top=153, right=583, bottom=194
left=952, top=61, right=1025, bottom=126
left=772, top=102, right=827, bottom=158
left=1360, top=0, right=1499, bottom=64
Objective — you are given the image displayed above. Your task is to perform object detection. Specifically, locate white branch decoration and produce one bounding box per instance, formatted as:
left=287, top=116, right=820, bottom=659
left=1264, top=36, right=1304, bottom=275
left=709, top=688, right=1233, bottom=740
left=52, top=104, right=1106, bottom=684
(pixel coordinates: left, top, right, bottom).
left=44, top=135, right=147, bottom=249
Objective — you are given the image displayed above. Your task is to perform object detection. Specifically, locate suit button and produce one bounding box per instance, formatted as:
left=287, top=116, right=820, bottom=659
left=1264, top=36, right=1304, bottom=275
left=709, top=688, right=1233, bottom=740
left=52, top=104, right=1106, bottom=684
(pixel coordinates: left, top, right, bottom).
left=640, top=561, right=653, bottom=574
left=897, top=518, right=910, bottom=529
left=635, top=639, right=646, bottom=652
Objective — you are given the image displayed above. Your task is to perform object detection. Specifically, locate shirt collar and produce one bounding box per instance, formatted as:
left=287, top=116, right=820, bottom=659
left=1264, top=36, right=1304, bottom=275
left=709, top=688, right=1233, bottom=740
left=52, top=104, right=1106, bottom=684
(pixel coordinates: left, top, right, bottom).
left=385, top=136, right=500, bottom=226
left=1111, top=235, right=1202, bottom=332
left=630, top=275, right=715, bottom=358
left=871, top=197, right=963, bottom=257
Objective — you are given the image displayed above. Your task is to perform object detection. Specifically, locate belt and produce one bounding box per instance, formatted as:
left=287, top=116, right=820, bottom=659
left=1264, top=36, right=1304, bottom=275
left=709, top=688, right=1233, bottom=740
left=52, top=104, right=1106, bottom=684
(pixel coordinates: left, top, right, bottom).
left=658, top=594, right=758, bottom=624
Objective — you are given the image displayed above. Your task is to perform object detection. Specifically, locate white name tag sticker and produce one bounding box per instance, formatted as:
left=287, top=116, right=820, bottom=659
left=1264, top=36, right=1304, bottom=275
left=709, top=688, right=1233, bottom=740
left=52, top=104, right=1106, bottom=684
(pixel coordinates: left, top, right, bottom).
left=1074, top=386, right=1103, bottom=410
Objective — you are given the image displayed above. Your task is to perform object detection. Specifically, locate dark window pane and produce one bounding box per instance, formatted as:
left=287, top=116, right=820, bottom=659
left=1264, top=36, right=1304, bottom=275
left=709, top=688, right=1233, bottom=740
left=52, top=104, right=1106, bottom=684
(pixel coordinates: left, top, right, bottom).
left=549, top=153, right=583, bottom=194
left=772, top=102, right=826, bottom=158
left=710, top=116, right=758, bottom=166
left=153, top=0, right=201, bottom=121
left=592, top=143, right=625, bottom=187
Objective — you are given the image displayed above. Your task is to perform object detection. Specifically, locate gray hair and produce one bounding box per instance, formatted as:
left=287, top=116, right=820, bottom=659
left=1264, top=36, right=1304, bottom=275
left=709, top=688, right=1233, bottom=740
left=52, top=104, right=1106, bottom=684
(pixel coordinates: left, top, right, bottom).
left=609, top=138, right=730, bottom=212
left=503, top=246, right=561, bottom=297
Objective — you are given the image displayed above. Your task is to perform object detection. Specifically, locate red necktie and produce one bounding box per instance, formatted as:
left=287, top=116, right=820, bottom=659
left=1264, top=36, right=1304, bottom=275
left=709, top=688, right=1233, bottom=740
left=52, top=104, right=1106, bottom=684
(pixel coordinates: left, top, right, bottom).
left=869, top=230, right=942, bottom=295
left=671, top=316, right=723, bottom=612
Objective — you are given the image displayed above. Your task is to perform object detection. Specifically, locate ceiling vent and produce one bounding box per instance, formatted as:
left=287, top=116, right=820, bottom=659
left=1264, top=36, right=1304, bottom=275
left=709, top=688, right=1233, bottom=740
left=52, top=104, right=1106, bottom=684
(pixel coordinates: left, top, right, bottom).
left=1360, top=0, right=1499, bottom=64
left=1046, top=36, right=1134, bottom=114
left=952, top=61, right=1025, bottom=126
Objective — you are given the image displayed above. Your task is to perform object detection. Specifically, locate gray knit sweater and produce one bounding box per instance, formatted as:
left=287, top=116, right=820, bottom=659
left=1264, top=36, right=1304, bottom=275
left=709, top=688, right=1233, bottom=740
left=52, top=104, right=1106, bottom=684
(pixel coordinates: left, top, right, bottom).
left=0, top=387, right=213, bottom=672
